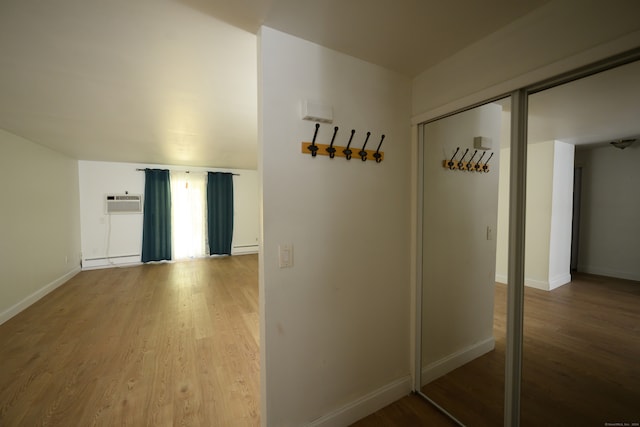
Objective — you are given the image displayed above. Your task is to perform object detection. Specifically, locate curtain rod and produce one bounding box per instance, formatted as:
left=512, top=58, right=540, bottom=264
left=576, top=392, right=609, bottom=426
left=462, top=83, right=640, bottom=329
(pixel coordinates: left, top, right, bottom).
left=135, top=168, right=239, bottom=176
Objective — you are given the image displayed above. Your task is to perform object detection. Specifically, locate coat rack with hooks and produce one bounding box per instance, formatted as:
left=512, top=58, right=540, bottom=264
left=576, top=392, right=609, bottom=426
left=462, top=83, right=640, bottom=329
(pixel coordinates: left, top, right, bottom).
left=301, top=124, right=385, bottom=163
left=443, top=147, right=493, bottom=173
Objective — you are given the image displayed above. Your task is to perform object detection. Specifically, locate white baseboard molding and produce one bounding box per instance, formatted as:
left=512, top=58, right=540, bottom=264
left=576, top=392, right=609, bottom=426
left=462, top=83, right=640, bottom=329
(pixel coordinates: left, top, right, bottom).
left=0, top=267, right=80, bottom=325
left=548, top=273, right=572, bottom=290
left=578, top=265, right=640, bottom=282
left=232, top=245, right=259, bottom=255
left=307, top=375, right=412, bottom=427
left=524, top=277, right=549, bottom=291
left=82, top=254, right=141, bottom=270
left=421, top=336, right=495, bottom=386
left=494, top=273, right=561, bottom=291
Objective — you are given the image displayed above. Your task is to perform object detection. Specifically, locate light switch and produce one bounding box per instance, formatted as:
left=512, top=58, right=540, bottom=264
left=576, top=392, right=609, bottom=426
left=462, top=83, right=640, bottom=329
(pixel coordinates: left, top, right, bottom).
left=487, top=226, right=494, bottom=241
left=279, top=244, right=293, bottom=268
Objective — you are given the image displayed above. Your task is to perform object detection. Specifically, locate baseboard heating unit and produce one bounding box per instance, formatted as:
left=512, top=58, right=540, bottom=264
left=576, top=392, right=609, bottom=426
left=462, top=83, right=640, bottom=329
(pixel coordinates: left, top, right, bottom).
left=82, top=254, right=141, bottom=270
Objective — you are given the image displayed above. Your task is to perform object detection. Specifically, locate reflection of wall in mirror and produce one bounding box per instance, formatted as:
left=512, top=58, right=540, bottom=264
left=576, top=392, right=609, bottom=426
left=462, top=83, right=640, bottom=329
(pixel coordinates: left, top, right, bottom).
left=495, top=140, right=575, bottom=290
left=421, top=103, right=501, bottom=384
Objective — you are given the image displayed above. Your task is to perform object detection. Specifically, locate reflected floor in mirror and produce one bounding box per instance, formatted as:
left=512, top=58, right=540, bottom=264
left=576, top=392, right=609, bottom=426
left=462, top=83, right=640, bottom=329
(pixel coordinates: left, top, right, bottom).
left=421, top=274, right=640, bottom=426
left=351, top=393, right=458, bottom=427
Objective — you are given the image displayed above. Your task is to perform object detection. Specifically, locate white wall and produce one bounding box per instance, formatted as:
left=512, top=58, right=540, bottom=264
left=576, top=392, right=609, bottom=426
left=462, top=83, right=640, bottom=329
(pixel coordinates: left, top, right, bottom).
left=0, top=129, right=81, bottom=324
left=575, top=145, right=640, bottom=280
left=524, top=141, right=554, bottom=287
left=78, top=160, right=259, bottom=268
left=259, top=27, right=412, bottom=426
left=548, top=141, right=575, bottom=288
left=496, top=140, right=574, bottom=290
left=420, top=103, right=501, bottom=382
left=412, top=0, right=640, bottom=121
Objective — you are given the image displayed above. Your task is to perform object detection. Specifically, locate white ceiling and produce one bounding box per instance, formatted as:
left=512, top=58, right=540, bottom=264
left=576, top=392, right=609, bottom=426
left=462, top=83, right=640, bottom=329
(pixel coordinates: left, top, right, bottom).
left=0, top=0, right=258, bottom=169
left=492, top=59, right=640, bottom=149
left=527, top=60, right=640, bottom=148
left=1, top=0, right=638, bottom=169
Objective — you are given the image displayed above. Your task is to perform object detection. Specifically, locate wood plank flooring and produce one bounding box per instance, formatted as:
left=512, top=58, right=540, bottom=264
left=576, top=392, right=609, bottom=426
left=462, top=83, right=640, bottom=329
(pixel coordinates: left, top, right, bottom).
left=350, top=393, right=458, bottom=427
left=0, top=255, right=259, bottom=426
left=3, top=258, right=639, bottom=427
left=417, top=273, right=640, bottom=427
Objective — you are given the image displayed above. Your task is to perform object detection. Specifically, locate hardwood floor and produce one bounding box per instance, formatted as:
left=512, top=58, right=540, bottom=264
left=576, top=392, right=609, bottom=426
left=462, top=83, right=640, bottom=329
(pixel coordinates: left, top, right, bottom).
left=0, top=255, right=259, bottom=426
left=3, top=259, right=639, bottom=427
left=351, top=394, right=457, bottom=427
left=418, top=273, right=640, bottom=427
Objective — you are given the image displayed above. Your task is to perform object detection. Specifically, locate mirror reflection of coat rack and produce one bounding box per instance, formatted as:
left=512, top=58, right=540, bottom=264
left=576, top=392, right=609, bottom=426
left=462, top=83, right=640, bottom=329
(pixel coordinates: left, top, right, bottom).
left=418, top=102, right=505, bottom=426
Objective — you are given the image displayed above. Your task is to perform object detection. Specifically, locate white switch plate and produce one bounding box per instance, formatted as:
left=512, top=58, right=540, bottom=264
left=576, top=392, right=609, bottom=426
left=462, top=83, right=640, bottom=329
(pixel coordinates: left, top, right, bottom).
left=279, top=244, right=293, bottom=268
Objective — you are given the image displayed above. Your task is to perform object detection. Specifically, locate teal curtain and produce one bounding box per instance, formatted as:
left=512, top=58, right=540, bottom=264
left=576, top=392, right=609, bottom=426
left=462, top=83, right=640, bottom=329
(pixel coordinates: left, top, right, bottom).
left=142, top=169, right=172, bottom=262
left=207, top=172, right=234, bottom=255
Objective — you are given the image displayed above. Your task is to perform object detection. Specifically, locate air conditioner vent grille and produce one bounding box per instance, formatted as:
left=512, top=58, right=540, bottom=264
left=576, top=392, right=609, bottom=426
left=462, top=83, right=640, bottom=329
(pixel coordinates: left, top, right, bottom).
left=105, top=194, right=142, bottom=214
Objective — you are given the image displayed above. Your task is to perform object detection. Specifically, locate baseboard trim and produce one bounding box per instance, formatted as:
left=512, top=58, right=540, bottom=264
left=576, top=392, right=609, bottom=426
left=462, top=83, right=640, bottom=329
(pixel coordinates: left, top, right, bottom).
left=307, top=376, right=412, bottom=427
left=421, top=336, right=495, bottom=385
left=0, top=267, right=80, bottom=325
left=494, top=274, right=558, bottom=291
left=548, top=273, right=571, bottom=290
left=578, top=265, right=640, bottom=282
left=524, top=278, right=549, bottom=291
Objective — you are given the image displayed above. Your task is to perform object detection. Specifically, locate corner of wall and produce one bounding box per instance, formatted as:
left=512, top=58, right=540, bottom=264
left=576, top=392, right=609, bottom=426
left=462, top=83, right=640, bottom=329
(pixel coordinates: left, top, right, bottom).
left=0, top=129, right=82, bottom=323
left=307, top=377, right=412, bottom=427
left=0, top=263, right=80, bottom=326
left=548, top=273, right=571, bottom=290
left=421, top=337, right=495, bottom=386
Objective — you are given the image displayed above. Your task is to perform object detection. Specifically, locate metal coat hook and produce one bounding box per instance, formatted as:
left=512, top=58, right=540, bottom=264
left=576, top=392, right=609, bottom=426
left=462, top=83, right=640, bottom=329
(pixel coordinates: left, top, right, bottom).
left=474, top=152, right=486, bottom=171
left=301, top=127, right=386, bottom=163
left=373, top=135, right=385, bottom=163
left=442, top=148, right=491, bottom=173
left=343, top=129, right=356, bottom=160
left=466, top=150, right=478, bottom=170
left=457, top=148, right=470, bottom=169
left=448, top=147, right=460, bottom=169
left=326, top=126, right=339, bottom=158
left=308, top=123, right=320, bottom=157
left=359, top=132, right=371, bottom=161
left=482, top=152, right=494, bottom=172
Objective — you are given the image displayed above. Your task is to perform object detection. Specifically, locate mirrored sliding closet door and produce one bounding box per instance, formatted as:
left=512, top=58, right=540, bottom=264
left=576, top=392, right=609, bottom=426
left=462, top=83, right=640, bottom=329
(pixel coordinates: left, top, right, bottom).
left=418, top=98, right=511, bottom=426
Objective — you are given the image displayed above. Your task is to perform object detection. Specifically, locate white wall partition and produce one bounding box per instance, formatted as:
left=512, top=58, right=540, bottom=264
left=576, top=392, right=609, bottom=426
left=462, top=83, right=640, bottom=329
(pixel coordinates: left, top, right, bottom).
left=496, top=140, right=574, bottom=290
left=259, top=26, right=412, bottom=426
left=523, top=141, right=554, bottom=288
left=547, top=141, right=575, bottom=288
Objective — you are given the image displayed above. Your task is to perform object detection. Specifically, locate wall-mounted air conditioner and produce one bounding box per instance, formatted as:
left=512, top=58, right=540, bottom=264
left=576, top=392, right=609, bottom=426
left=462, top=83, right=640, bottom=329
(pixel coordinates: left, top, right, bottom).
left=105, top=194, right=143, bottom=214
